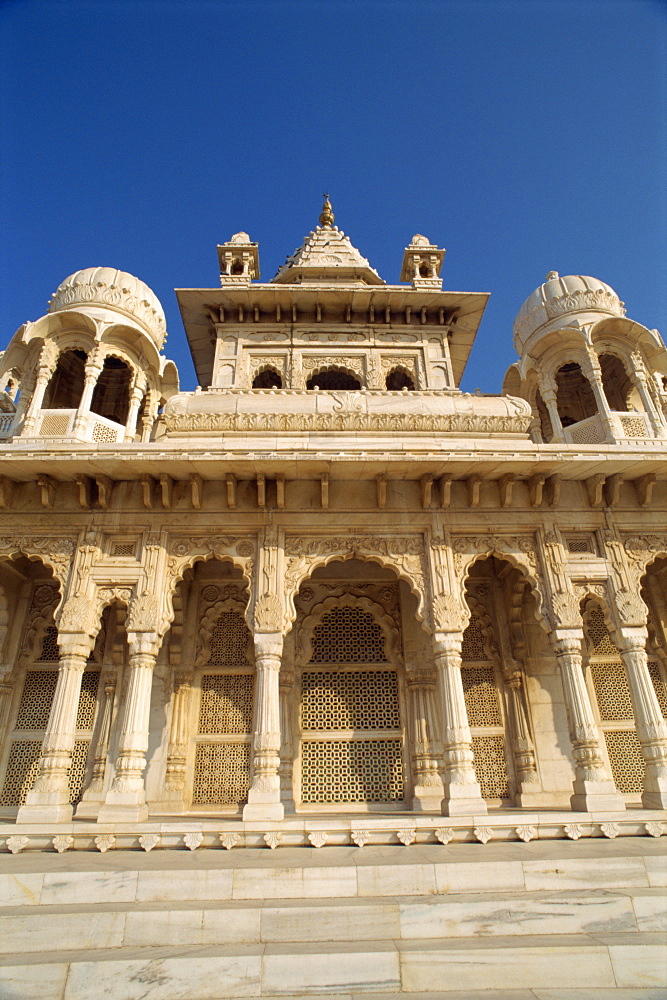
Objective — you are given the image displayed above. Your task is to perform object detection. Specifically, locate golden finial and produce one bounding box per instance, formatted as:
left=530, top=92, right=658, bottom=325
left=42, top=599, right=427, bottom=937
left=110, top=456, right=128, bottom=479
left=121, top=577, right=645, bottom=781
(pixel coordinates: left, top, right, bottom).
left=319, top=193, right=334, bottom=228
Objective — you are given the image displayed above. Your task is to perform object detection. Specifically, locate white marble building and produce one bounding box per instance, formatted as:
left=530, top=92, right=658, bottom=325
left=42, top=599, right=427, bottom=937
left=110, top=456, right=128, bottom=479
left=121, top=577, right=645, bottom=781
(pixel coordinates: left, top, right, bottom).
left=1, top=198, right=667, bottom=847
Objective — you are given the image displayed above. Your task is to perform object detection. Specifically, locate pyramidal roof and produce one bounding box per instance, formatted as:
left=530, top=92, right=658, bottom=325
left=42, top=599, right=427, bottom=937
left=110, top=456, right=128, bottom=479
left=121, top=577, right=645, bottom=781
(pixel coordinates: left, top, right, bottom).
left=271, top=197, right=385, bottom=286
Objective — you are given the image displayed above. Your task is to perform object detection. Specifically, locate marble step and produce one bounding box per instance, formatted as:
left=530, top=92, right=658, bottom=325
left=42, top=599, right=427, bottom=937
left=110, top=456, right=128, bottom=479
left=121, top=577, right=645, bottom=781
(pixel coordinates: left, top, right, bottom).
left=0, top=888, right=664, bottom=954
left=2, top=846, right=665, bottom=907
left=0, top=933, right=665, bottom=999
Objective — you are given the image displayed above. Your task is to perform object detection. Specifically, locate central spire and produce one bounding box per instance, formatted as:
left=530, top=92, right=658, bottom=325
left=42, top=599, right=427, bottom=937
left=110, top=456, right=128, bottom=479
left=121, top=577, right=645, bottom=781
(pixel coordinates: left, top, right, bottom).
left=319, top=194, right=334, bottom=228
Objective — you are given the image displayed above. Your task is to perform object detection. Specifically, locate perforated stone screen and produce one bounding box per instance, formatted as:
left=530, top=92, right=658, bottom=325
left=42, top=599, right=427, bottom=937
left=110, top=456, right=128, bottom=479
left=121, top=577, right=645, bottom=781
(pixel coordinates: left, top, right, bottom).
left=111, top=541, right=136, bottom=557
left=566, top=536, right=595, bottom=554
left=461, top=616, right=487, bottom=661
left=76, top=672, right=101, bottom=730
left=91, top=421, right=118, bottom=443
left=649, top=663, right=667, bottom=718
left=301, top=670, right=400, bottom=731
left=208, top=613, right=251, bottom=665
left=590, top=662, right=634, bottom=722
left=619, top=415, right=648, bottom=438
left=0, top=737, right=90, bottom=806
left=462, top=667, right=503, bottom=726
left=603, top=730, right=644, bottom=794
left=39, top=412, right=71, bottom=436
left=310, top=608, right=387, bottom=663
left=198, top=674, right=253, bottom=735
left=38, top=627, right=60, bottom=662
left=585, top=605, right=618, bottom=655
left=15, top=671, right=58, bottom=729
left=472, top=735, right=510, bottom=799
left=300, top=738, right=403, bottom=803
left=192, top=742, right=251, bottom=805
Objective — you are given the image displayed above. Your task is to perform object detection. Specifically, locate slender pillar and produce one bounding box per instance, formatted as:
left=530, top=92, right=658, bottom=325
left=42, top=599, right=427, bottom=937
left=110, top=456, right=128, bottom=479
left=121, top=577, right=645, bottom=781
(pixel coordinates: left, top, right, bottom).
left=243, top=632, right=284, bottom=821
left=502, top=662, right=540, bottom=801
left=581, top=362, right=617, bottom=442
left=278, top=667, right=296, bottom=812
left=407, top=670, right=445, bottom=811
left=550, top=629, right=625, bottom=811
left=616, top=627, right=667, bottom=808
left=75, top=672, right=116, bottom=817
left=434, top=633, right=487, bottom=816
left=17, top=632, right=95, bottom=823
left=21, top=364, right=54, bottom=436
left=540, top=384, right=565, bottom=443
left=125, top=383, right=145, bottom=441
left=97, top=633, right=160, bottom=822
left=162, top=670, right=192, bottom=805
left=632, top=373, right=666, bottom=438
left=72, top=361, right=102, bottom=437
left=0, top=669, right=14, bottom=736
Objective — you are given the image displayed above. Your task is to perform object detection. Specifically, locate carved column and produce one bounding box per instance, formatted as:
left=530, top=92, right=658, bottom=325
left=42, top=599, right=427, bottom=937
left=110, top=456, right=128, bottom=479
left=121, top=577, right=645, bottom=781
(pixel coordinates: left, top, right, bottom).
left=21, top=359, right=55, bottom=436
left=75, top=672, right=116, bottom=818
left=125, top=379, right=146, bottom=441
left=17, top=631, right=95, bottom=823
left=97, top=632, right=160, bottom=822
left=581, top=359, right=616, bottom=442
left=406, top=669, right=444, bottom=811
left=162, top=670, right=192, bottom=805
left=278, top=664, right=296, bottom=812
left=243, top=631, right=284, bottom=821
left=502, top=663, right=540, bottom=801
left=616, top=627, right=667, bottom=808
left=550, top=629, right=625, bottom=811
left=72, top=359, right=103, bottom=436
left=434, top=633, right=487, bottom=816
left=539, top=382, right=565, bottom=443
left=629, top=355, right=667, bottom=438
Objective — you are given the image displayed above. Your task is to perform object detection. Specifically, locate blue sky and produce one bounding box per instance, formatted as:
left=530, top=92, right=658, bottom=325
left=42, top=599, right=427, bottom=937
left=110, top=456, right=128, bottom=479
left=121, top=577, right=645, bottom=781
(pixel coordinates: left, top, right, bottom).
left=1, top=0, right=665, bottom=392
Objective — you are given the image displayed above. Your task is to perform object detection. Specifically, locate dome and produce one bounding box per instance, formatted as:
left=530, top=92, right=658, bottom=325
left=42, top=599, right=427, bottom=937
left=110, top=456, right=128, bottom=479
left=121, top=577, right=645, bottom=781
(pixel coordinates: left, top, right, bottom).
left=513, top=271, right=625, bottom=351
left=48, top=267, right=167, bottom=349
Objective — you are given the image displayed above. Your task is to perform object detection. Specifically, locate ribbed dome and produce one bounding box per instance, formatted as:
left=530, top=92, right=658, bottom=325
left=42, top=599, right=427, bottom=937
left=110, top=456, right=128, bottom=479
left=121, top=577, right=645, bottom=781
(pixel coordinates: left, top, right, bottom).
left=513, top=271, right=625, bottom=351
left=48, top=267, right=167, bottom=348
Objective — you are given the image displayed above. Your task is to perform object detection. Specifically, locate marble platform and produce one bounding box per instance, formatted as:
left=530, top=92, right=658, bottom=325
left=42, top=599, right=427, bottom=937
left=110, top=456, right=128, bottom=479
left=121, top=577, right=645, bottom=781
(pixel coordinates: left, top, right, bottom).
left=0, top=837, right=664, bottom=999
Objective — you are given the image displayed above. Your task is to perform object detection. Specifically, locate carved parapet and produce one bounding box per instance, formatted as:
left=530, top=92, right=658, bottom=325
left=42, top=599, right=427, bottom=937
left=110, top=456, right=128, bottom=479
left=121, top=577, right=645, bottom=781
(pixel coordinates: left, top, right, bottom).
left=162, top=387, right=532, bottom=437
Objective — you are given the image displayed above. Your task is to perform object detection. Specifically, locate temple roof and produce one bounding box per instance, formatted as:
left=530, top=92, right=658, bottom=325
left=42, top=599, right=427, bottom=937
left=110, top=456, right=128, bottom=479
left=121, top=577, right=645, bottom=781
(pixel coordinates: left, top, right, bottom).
left=271, top=197, right=385, bottom=286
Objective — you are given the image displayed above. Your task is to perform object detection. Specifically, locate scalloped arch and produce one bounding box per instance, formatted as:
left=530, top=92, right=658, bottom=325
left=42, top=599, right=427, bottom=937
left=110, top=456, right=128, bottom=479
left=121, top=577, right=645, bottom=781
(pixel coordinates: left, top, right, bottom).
left=166, top=549, right=252, bottom=629
left=462, top=591, right=499, bottom=662
left=285, top=549, right=427, bottom=630
left=195, top=597, right=252, bottom=667
left=457, top=551, right=547, bottom=633
left=296, top=593, right=401, bottom=668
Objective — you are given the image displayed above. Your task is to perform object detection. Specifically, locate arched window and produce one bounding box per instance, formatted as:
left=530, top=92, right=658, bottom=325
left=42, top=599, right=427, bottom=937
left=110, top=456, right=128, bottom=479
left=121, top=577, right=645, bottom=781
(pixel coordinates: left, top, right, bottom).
left=555, top=362, right=597, bottom=426
left=306, top=369, right=361, bottom=390
left=90, top=357, right=132, bottom=425
left=385, top=368, right=415, bottom=391
left=252, top=368, right=282, bottom=389
left=599, top=354, right=635, bottom=412
left=230, top=258, right=244, bottom=275
left=43, top=350, right=87, bottom=409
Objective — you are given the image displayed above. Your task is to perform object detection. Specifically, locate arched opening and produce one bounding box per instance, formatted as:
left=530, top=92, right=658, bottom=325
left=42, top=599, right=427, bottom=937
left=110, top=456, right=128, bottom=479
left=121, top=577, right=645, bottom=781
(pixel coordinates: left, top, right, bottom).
left=2, top=370, right=21, bottom=402
left=230, top=258, right=244, bottom=275
left=167, top=558, right=251, bottom=814
left=306, top=368, right=362, bottom=390
left=252, top=368, right=282, bottom=389
left=580, top=598, right=654, bottom=799
left=599, top=353, right=637, bottom=412
left=0, top=557, right=101, bottom=814
left=418, top=262, right=430, bottom=278
left=90, top=356, right=132, bottom=425
left=555, top=361, right=597, bottom=427
left=43, top=349, right=87, bottom=410
left=385, top=368, right=415, bottom=391
left=288, top=559, right=414, bottom=810
left=461, top=556, right=541, bottom=804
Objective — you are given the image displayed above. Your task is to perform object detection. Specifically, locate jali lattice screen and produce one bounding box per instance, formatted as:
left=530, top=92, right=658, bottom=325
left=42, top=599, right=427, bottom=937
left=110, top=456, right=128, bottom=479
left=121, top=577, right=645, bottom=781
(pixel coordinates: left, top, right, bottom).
left=300, top=738, right=403, bottom=803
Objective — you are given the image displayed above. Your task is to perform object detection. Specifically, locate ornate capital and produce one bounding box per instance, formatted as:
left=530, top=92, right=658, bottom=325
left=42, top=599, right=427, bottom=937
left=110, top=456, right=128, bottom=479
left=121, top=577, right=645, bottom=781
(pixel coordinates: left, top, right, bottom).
left=253, top=593, right=285, bottom=634
left=126, top=594, right=160, bottom=633
left=432, top=593, right=469, bottom=633
left=56, top=596, right=97, bottom=635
